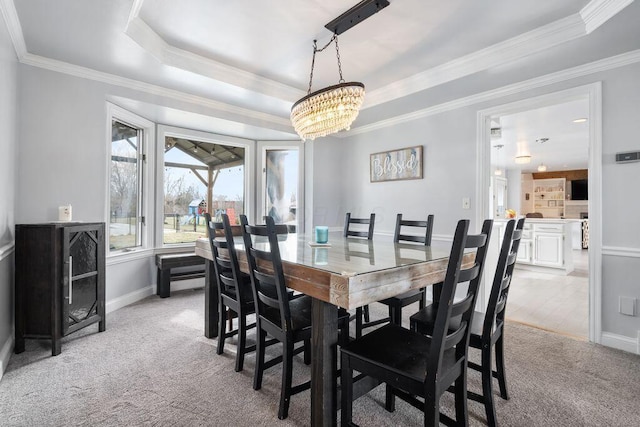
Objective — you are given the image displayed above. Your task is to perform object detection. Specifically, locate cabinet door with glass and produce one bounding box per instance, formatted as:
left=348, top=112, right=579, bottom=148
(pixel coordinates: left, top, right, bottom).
left=62, top=223, right=106, bottom=335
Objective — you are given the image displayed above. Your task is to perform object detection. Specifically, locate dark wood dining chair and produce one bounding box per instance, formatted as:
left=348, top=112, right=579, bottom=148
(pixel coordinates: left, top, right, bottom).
left=410, top=218, right=524, bottom=426
left=204, top=213, right=257, bottom=373
left=240, top=214, right=347, bottom=420
left=341, top=219, right=493, bottom=426
left=376, top=213, right=435, bottom=325
left=344, top=212, right=375, bottom=239
left=343, top=213, right=381, bottom=337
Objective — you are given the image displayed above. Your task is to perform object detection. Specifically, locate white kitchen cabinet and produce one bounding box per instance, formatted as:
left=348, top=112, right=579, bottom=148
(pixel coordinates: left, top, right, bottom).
left=517, top=238, right=533, bottom=263
left=516, top=223, right=533, bottom=263
left=509, top=219, right=574, bottom=274
left=534, top=232, right=564, bottom=267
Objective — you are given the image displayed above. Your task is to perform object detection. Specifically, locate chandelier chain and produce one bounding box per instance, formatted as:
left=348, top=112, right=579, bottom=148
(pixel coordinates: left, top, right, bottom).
left=306, top=34, right=340, bottom=94
left=334, top=35, right=345, bottom=83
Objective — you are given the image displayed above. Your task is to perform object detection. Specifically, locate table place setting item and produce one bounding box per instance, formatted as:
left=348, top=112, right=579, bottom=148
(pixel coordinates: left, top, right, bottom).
left=308, top=226, right=331, bottom=247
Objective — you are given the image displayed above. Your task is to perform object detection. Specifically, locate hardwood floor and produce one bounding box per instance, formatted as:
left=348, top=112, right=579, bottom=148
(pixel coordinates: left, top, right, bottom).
left=507, top=249, right=589, bottom=339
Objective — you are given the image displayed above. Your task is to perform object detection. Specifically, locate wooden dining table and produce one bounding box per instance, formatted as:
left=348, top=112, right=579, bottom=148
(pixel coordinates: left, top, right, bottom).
left=195, top=231, right=468, bottom=426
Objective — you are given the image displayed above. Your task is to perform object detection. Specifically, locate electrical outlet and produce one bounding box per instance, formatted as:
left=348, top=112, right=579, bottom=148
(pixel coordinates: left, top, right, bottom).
left=619, top=296, right=636, bottom=316
left=462, top=197, right=470, bottom=209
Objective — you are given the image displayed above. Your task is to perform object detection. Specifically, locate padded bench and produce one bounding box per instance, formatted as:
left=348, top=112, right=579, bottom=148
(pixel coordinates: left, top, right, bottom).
left=156, top=253, right=206, bottom=298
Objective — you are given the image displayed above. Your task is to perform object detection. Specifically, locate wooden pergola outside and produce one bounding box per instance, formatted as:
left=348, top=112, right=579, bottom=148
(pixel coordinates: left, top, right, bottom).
left=164, top=136, right=245, bottom=217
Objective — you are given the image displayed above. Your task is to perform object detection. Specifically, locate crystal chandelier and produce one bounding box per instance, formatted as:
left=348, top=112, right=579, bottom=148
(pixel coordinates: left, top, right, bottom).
left=291, top=35, right=365, bottom=141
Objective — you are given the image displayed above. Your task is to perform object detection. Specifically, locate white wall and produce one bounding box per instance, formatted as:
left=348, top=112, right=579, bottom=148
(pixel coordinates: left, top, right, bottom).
left=323, top=62, right=640, bottom=347
left=0, top=15, right=18, bottom=378
left=506, top=169, right=522, bottom=215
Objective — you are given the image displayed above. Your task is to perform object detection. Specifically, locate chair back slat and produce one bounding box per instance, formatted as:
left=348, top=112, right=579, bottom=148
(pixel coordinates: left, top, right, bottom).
left=443, top=320, right=468, bottom=350
left=450, top=293, right=474, bottom=318
left=251, top=246, right=274, bottom=263
left=344, top=213, right=375, bottom=240
left=394, top=214, right=434, bottom=245
left=216, top=256, right=232, bottom=270
left=219, top=274, right=236, bottom=289
left=457, top=263, right=480, bottom=284
left=464, top=233, right=487, bottom=248
left=495, top=296, right=507, bottom=316
left=240, top=214, right=293, bottom=331
left=482, top=217, right=526, bottom=339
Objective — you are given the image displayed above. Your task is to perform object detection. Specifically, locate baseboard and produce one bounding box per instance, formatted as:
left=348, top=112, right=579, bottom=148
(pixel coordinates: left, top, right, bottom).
left=105, top=278, right=205, bottom=314
left=600, top=331, right=639, bottom=354
left=105, top=285, right=155, bottom=314
left=167, top=277, right=205, bottom=293
left=0, top=334, right=14, bottom=381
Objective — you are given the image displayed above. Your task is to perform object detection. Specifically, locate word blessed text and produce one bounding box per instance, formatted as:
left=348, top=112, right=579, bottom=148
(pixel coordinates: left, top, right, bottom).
left=372, top=153, right=419, bottom=178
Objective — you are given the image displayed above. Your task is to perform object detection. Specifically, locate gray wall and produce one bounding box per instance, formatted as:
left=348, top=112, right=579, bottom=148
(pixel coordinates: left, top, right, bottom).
left=340, top=107, right=478, bottom=238
left=318, top=62, right=640, bottom=342
left=0, top=15, right=18, bottom=376
left=16, top=66, right=156, bottom=303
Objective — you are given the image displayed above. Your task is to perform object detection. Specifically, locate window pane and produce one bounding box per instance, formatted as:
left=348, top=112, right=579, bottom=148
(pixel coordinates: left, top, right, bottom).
left=265, top=149, right=298, bottom=225
left=163, top=137, right=245, bottom=244
left=110, top=120, right=140, bottom=250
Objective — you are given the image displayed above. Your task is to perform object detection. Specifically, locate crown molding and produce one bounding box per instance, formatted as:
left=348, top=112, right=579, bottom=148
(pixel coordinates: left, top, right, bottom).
left=19, top=52, right=292, bottom=130
left=122, top=0, right=632, bottom=111
left=347, top=49, right=640, bottom=137
left=364, top=14, right=587, bottom=109
left=125, top=12, right=305, bottom=102
left=0, top=0, right=26, bottom=59
left=580, top=0, right=635, bottom=34
left=2, top=0, right=636, bottom=127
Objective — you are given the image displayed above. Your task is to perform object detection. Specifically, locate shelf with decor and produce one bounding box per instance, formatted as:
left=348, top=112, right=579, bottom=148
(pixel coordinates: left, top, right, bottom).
left=532, top=178, right=566, bottom=218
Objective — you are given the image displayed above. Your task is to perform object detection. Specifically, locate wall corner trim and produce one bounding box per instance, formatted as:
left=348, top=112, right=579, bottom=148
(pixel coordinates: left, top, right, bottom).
left=0, top=241, right=15, bottom=262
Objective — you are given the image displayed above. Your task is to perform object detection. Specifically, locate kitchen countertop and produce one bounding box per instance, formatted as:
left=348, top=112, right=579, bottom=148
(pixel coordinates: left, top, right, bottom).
left=495, top=217, right=586, bottom=223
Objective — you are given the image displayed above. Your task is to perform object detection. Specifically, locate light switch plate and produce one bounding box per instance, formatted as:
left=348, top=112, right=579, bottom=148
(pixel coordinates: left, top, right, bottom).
left=619, top=296, right=636, bottom=316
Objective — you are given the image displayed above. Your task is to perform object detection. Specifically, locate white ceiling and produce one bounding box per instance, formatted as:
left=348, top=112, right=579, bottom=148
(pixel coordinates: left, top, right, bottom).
left=4, top=0, right=639, bottom=143
left=490, top=98, right=589, bottom=174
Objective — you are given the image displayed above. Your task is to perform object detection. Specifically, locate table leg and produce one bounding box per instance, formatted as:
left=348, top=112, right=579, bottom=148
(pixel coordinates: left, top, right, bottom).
left=204, top=260, right=219, bottom=338
left=157, top=267, right=170, bottom=298
left=311, top=298, right=338, bottom=427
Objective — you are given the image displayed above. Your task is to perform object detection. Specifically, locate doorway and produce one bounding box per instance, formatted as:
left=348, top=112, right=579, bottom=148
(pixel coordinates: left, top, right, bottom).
left=477, top=83, right=602, bottom=343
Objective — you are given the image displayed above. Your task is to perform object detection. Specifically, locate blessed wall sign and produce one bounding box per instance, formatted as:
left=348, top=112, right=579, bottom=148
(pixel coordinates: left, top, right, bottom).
left=370, top=145, right=423, bottom=182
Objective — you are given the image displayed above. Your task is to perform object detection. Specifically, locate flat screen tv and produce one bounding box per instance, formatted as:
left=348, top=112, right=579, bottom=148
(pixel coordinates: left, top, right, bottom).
left=571, top=179, right=588, bottom=200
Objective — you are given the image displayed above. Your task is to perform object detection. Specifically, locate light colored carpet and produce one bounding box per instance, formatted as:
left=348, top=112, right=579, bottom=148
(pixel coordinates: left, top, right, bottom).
left=1, top=288, right=639, bottom=426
